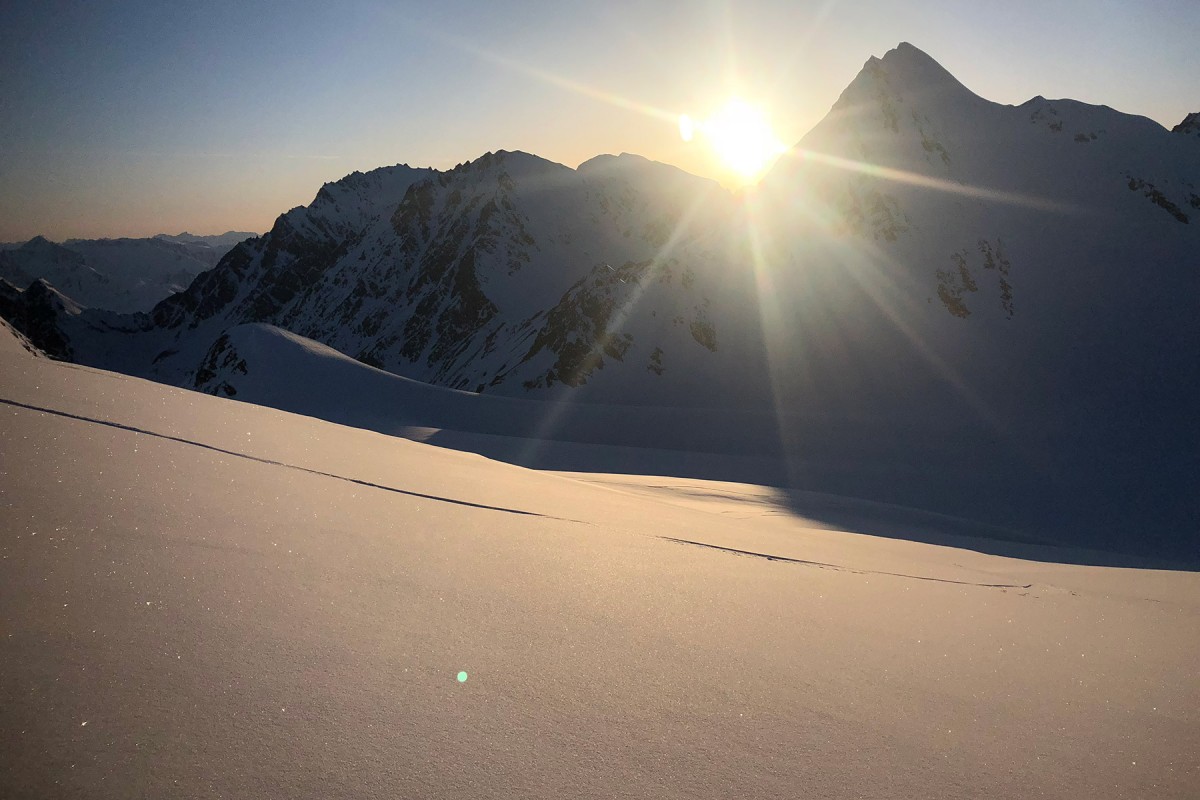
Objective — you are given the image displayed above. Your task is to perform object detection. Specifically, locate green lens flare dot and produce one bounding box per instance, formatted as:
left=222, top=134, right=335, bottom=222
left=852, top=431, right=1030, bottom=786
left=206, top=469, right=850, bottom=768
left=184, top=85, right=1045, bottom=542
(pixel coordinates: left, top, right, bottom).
left=457, top=671, right=468, bottom=683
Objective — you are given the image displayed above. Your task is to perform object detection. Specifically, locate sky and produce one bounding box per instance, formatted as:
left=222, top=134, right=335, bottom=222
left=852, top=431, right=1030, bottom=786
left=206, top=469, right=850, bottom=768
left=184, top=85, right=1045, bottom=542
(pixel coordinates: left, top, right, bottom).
left=1, top=0, right=1197, bottom=241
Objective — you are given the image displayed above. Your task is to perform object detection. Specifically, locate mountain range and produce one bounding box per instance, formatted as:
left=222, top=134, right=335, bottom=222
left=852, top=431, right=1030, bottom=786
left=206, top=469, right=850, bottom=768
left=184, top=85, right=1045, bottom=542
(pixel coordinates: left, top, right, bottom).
left=0, top=231, right=256, bottom=314
left=2, top=42, right=1196, bottom=559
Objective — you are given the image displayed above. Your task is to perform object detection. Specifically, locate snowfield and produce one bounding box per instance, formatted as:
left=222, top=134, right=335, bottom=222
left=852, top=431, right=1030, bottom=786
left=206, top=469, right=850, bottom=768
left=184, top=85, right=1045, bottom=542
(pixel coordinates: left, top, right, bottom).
left=2, top=339, right=1197, bottom=799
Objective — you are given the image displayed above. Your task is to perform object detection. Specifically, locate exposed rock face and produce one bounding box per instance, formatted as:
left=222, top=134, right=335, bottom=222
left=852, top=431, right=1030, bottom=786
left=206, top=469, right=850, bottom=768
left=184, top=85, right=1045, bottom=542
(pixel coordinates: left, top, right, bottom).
left=0, top=278, right=83, bottom=360
left=81, top=151, right=743, bottom=402
left=193, top=332, right=249, bottom=397
left=1172, top=111, right=1200, bottom=137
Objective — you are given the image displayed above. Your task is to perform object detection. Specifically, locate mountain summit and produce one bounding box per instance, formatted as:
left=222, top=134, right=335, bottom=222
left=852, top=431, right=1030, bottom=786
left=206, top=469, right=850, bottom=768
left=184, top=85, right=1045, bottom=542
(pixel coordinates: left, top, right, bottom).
left=839, top=41, right=982, bottom=113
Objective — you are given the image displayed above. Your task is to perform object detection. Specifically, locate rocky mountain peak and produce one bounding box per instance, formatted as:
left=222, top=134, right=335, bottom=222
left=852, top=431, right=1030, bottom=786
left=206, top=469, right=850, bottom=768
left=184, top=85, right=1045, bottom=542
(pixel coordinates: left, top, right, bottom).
left=1172, top=111, right=1200, bottom=137
left=25, top=277, right=84, bottom=315
left=835, top=42, right=979, bottom=116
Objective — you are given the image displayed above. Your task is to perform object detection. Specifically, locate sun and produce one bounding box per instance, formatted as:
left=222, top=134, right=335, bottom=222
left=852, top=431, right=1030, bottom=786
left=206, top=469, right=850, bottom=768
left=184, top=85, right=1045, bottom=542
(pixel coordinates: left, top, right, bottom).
left=680, top=99, right=787, bottom=182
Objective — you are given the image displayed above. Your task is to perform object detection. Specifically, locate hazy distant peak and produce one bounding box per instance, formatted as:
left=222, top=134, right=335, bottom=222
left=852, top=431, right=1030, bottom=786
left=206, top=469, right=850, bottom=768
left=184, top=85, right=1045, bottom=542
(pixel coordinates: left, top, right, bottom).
left=155, top=231, right=259, bottom=244
left=577, top=153, right=725, bottom=193
left=579, top=152, right=652, bottom=166
left=488, top=149, right=557, bottom=163
left=577, top=152, right=664, bottom=173
left=17, top=236, right=85, bottom=263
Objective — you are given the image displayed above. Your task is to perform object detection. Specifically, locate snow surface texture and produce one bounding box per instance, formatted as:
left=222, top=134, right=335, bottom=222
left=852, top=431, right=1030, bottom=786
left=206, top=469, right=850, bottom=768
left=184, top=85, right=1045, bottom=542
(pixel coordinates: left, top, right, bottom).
left=2, top=43, right=1197, bottom=558
left=2, top=341, right=1198, bottom=799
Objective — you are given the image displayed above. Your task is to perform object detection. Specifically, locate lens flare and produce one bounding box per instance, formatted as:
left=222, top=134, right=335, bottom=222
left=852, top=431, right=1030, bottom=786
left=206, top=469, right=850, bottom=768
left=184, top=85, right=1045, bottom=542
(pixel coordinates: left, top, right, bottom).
left=678, top=114, right=695, bottom=143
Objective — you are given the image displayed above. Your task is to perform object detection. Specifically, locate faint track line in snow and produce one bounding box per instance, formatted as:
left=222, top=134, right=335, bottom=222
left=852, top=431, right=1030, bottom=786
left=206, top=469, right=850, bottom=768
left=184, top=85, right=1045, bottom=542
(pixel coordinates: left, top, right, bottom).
left=0, top=397, right=589, bottom=523
left=660, top=536, right=1033, bottom=589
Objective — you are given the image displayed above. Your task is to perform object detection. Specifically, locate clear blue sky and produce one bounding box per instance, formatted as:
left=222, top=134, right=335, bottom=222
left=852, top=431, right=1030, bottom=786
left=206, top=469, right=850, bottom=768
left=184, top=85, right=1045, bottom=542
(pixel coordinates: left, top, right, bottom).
left=1, top=0, right=1196, bottom=240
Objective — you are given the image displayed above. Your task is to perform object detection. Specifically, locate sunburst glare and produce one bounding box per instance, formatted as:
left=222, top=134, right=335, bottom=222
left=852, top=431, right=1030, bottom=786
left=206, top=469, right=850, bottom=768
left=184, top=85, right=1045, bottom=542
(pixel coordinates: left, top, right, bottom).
left=682, top=99, right=787, bottom=182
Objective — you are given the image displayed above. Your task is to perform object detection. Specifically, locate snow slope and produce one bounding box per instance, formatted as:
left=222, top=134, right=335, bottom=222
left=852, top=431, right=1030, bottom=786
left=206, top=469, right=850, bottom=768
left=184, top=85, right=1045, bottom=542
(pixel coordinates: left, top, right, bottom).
left=2, top=342, right=1198, bottom=799
left=183, top=323, right=1091, bottom=556
left=190, top=311, right=1198, bottom=560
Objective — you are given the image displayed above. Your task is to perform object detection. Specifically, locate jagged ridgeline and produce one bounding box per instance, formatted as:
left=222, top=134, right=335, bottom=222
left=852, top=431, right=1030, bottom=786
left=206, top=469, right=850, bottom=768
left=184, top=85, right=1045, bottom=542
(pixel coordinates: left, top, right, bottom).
left=3, top=43, right=1197, bottom=557
left=110, top=149, right=761, bottom=406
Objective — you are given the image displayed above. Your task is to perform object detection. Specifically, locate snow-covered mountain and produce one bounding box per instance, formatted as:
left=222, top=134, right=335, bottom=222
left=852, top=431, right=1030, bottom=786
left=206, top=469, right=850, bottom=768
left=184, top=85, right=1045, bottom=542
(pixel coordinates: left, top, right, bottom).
left=154, top=230, right=259, bottom=249
left=150, top=231, right=258, bottom=269
left=0, top=233, right=254, bottom=313
left=753, top=47, right=1199, bottom=434
left=0, top=237, right=113, bottom=309
left=130, top=153, right=750, bottom=405
left=3, top=42, right=1196, bottom=557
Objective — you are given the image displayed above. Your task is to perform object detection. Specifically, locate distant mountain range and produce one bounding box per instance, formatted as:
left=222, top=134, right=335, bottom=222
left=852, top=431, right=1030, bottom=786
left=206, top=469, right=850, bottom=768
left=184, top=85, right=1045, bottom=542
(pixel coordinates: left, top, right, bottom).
left=0, top=231, right=256, bottom=313
left=2, top=42, right=1196, bottom=558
